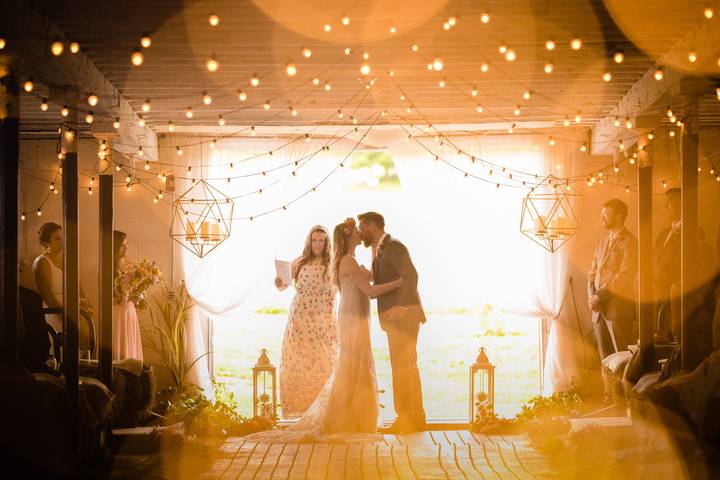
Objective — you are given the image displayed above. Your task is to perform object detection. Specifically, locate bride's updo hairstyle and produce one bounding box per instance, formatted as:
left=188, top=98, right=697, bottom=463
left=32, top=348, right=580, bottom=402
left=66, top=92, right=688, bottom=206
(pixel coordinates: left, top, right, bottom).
left=331, top=218, right=355, bottom=291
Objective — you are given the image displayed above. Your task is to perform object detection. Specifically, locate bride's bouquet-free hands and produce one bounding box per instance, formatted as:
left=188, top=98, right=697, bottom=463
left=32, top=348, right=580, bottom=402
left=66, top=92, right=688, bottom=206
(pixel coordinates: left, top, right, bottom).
left=115, top=259, right=162, bottom=309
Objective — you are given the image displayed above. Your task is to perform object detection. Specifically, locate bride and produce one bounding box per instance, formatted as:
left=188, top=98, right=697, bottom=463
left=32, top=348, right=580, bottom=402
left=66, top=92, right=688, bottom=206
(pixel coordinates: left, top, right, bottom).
left=246, top=218, right=403, bottom=442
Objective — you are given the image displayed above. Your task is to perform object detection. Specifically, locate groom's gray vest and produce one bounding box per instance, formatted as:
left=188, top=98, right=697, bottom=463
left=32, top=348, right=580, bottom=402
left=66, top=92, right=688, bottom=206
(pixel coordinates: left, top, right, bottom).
left=372, top=234, right=426, bottom=330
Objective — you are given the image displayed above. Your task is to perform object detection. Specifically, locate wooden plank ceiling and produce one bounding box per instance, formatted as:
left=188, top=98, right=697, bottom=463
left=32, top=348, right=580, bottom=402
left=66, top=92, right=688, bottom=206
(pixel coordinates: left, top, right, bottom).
left=11, top=0, right=720, bottom=134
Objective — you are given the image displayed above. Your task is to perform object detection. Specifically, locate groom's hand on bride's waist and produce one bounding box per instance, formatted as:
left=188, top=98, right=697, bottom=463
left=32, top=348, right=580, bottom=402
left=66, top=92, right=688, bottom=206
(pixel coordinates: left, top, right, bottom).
left=386, top=306, right=408, bottom=321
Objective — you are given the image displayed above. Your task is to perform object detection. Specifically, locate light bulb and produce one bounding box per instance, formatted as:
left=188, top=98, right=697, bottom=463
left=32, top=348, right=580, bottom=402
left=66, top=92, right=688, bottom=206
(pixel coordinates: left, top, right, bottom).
left=186, top=107, right=193, bottom=118
left=21, top=213, right=26, bottom=221
left=137, top=146, right=143, bottom=157
left=23, top=80, right=34, bottom=92
left=654, top=68, right=664, bottom=81
left=613, top=52, right=624, bottom=63
left=648, top=132, right=655, bottom=140
left=238, top=90, right=247, bottom=101
left=250, top=75, right=260, bottom=87
left=37, top=209, right=42, bottom=217
left=40, top=100, right=48, bottom=111
left=264, top=101, right=270, bottom=110
left=344, top=48, right=352, bottom=56
left=218, top=115, right=225, bottom=126
left=209, top=14, right=220, bottom=26
left=481, top=13, right=490, bottom=23
left=206, top=56, right=219, bottom=72
left=571, top=37, right=582, bottom=50
left=476, top=105, right=484, bottom=113
left=324, top=82, right=331, bottom=91
left=341, top=16, right=350, bottom=26
left=113, top=118, right=120, bottom=129
left=144, top=161, right=150, bottom=170
left=363, top=52, right=370, bottom=60
left=549, top=137, right=555, bottom=146
left=167, top=121, right=174, bottom=132
left=302, top=47, right=312, bottom=58
left=312, top=77, right=320, bottom=85
left=704, top=7, right=714, bottom=19
left=481, top=63, right=489, bottom=73
left=115, top=164, right=121, bottom=171
left=286, top=62, right=297, bottom=76
left=498, top=45, right=507, bottom=54
left=69, top=41, right=80, bottom=53
left=251, top=126, right=256, bottom=136
left=666, top=106, right=673, bottom=117
left=545, top=40, right=555, bottom=51
left=142, top=99, right=151, bottom=112
left=544, top=63, right=554, bottom=74
left=138, top=116, right=146, bottom=127
left=360, top=63, right=371, bottom=75
left=176, top=146, right=183, bottom=155
left=411, top=44, right=418, bottom=52
left=625, top=118, right=633, bottom=128
left=390, top=26, right=397, bottom=34
left=51, top=41, right=64, bottom=56
left=0, top=38, right=5, bottom=50
left=443, top=22, right=451, bottom=30
left=580, top=143, right=588, bottom=152
left=131, top=50, right=144, bottom=66
left=87, top=94, right=99, bottom=106
left=523, top=90, right=531, bottom=100
left=514, top=106, right=521, bottom=116
left=432, top=57, right=444, bottom=71
left=140, top=35, right=152, bottom=48
left=505, top=49, right=516, bottom=61
left=290, top=106, right=298, bottom=116
left=448, top=16, right=457, bottom=27
left=203, top=92, right=212, bottom=104
left=337, top=109, right=343, bottom=118
left=688, top=51, right=697, bottom=63
left=323, top=24, right=332, bottom=32
left=602, top=71, right=612, bottom=82
left=85, top=112, right=94, bottom=124
left=564, top=117, right=571, bottom=127
left=438, top=78, right=446, bottom=88
left=669, top=130, right=676, bottom=137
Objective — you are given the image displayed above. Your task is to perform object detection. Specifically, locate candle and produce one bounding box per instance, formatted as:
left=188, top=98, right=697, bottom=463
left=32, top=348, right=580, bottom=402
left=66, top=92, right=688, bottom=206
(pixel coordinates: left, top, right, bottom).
left=552, top=216, right=570, bottom=236
left=186, top=221, right=197, bottom=242
left=535, top=215, right=547, bottom=234
left=210, top=222, right=221, bottom=242
left=200, top=221, right=210, bottom=241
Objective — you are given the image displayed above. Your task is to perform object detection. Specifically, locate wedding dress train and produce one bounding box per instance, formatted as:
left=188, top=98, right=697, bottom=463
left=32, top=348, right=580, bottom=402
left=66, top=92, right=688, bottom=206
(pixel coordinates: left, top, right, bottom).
left=246, top=276, right=379, bottom=443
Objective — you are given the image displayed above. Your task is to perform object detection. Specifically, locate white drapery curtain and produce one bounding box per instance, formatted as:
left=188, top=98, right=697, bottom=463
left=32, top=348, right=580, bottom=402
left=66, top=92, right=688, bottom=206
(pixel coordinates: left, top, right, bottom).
left=391, top=132, right=581, bottom=394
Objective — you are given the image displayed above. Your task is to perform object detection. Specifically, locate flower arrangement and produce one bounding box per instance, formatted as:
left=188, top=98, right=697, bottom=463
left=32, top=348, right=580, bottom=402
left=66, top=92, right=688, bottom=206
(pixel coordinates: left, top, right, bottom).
left=115, top=259, right=162, bottom=309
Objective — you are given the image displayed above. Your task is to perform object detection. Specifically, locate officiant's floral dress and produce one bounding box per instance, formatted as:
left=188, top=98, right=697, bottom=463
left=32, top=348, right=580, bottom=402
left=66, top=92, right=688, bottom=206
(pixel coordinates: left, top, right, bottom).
left=280, top=259, right=338, bottom=418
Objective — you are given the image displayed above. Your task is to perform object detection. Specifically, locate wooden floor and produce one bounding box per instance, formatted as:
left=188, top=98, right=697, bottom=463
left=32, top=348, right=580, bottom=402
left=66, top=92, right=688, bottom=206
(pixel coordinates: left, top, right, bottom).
left=204, top=431, right=550, bottom=479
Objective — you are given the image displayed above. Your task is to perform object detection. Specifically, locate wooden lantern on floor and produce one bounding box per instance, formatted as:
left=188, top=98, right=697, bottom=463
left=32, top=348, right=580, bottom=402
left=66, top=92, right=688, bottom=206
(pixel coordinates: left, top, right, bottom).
left=252, top=349, right=277, bottom=421
left=470, top=347, right=495, bottom=426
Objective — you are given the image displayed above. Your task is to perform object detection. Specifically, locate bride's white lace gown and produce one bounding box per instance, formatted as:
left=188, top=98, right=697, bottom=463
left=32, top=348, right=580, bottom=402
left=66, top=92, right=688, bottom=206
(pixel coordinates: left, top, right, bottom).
left=246, top=275, right=379, bottom=442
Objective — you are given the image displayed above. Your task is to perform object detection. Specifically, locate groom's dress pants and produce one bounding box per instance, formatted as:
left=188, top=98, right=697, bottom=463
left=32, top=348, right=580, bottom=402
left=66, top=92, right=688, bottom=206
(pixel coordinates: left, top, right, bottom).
left=386, top=320, right=426, bottom=425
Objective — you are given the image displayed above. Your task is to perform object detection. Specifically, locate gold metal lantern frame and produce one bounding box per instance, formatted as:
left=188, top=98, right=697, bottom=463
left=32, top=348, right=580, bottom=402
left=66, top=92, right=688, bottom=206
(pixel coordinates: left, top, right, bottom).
left=470, top=347, right=495, bottom=427
left=520, top=175, right=582, bottom=253
left=170, top=179, right=234, bottom=258
left=252, top=349, right=277, bottom=421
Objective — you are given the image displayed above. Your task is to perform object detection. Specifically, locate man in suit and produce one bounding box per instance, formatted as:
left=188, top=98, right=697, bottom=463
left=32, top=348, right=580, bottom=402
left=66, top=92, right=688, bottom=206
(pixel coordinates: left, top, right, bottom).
left=587, top=198, right=638, bottom=359
left=358, top=211, right=426, bottom=433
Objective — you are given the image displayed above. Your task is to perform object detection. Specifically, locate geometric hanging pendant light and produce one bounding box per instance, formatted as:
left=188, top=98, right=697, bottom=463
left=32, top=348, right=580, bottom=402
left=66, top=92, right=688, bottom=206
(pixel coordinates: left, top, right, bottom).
left=520, top=175, right=583, bottom=253
left=170, top=179, right=234, bottom=258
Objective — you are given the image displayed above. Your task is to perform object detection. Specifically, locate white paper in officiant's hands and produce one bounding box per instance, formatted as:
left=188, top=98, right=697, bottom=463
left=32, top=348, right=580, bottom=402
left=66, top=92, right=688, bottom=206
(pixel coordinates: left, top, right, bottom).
left=275, top=259, right=292, bottom=286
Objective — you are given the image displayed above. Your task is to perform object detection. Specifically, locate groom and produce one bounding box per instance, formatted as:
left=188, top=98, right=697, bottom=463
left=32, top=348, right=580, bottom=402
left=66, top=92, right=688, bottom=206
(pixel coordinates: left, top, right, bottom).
left=358, top=211, right=426, bottom=433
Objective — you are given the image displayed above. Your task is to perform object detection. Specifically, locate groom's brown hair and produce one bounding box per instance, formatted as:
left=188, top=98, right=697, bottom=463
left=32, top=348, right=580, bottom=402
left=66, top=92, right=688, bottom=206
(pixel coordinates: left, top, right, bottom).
left=358, top=211, right=385, bottom=229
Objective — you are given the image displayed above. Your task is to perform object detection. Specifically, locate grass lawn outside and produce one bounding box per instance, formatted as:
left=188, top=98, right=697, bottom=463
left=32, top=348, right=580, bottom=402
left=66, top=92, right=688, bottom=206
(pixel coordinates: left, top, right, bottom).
left=212, top=308, right=540, bottom=422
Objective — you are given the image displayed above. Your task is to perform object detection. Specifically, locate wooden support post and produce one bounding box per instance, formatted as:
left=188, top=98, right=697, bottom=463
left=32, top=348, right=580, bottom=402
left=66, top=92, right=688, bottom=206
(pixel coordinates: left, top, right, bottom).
left=638, top=165, right=654, bottom=373
left=98, top=175, right=113, bottom=387
left=62, top=150, right=80, bottom=458
left=680, top=106, right=699, bottom=371
left=0, top=60, right=19, bottom=365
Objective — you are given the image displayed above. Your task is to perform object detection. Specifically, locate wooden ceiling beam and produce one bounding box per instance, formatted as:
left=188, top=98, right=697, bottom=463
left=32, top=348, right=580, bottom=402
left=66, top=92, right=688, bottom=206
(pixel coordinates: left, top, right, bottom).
left=0, top=0, right=157, bottom=159
left=591, top=18, right=720, bottom=155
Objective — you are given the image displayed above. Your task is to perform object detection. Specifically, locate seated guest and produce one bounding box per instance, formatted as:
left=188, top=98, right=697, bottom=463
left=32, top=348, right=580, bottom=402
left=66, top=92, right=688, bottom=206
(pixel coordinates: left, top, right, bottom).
left=32, top=222, right=64, bottom=334
left=587, top=198, right=638, bottom=359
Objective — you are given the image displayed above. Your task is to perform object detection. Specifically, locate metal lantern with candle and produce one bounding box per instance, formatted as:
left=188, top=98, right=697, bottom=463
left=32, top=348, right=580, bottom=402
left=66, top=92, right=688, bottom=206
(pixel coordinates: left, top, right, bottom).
left=170, top=179, right=234, bottom=258
left=520, top=174, right=582, bottom=253
left=252, top=349, right=277, bottom=421
left=470, top=347, right=495, bottom=427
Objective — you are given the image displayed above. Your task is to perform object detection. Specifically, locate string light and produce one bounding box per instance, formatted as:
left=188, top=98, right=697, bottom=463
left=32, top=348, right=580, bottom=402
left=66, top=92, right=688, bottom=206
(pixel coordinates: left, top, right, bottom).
left=290, top=106, right=298, bottom=116
left=250, top=74, right=260, bottom=87
left=137, top=146, right=143, bottom=157
left=142, top=99, right=151, bottom=112
left=625, top=118, right=633, bottom=128
left=167, top=120, right=174, bottom=132
left=202, top=92, right=212, bottom=105
left=432, top=57, right=444, bottom=71
left=40, top=99, right=48, bottom=111
left=85, top=112, right=94, bottom=124
left=705, top=7, right=715, bottom=19
left=498, top=45, right=507, bottom=54
left=505, top=49, right=516, bottom=61
left=360, top=63, right=371, bottom=75
left=209, top=14, right=220, bottom=26
left=341, top=16, right=350, bottom=25
left=669, top=130, right=676, bottom=137
left=545, top=40, right=556, bottom=51
left=176, top=146, right=183, bottom=156
left=21, top=212, right=26, bottom=221
left=302, top=47, right=312, bottom=58
left=238, top=90, right=247, bottom=101
left=438, top=78, right=446, bottom=88
left=654, top=67, right=664, bottom=81
left=544, top=63, right=554, bottom=74
left=218, top=115, right=225, bottom=126
left=580, top=143, right=588, bottom=152
left=138, top=115, right=146, bottom=127
left=411, top=44, right=419, bottom=52
left=286, top=62, right=297, bottom=76
left=523, top=90, right=531, bottom=100
left=563, top=117, right=571, bottom=127
left=575, top=113, right=582, bottom=123
left=51, top=41, right=64, bottom=56
left=264, top=100, right=271, bottom=110
left=514, top=106, right=521, bottom=116
left=69, top=41, right=80, bottom=53
left=37, top=209, right=42, bottom=217
left=570, top=37, right=583, bottom=50
left=324, top=82, right=332, bottom=91
left=131, top=50, right=144, bottom=66
left=206, top=56, right=219, bottom=72
left=481, top=12, right=490, bottom=23
left=688, top=50, right=697, bottom=63
left=185, top=107, right=193, bottom=118
left=23, top=80, right=34, bottom=92
left=140, top=35, right=152, bottom=48
left=481, top=63, right=489, bottom=73
left=613, top=51, right=624, bottom=63
left=602, top=71, right=612, bottom=82
left=323, top=24, right=332, bottom=32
